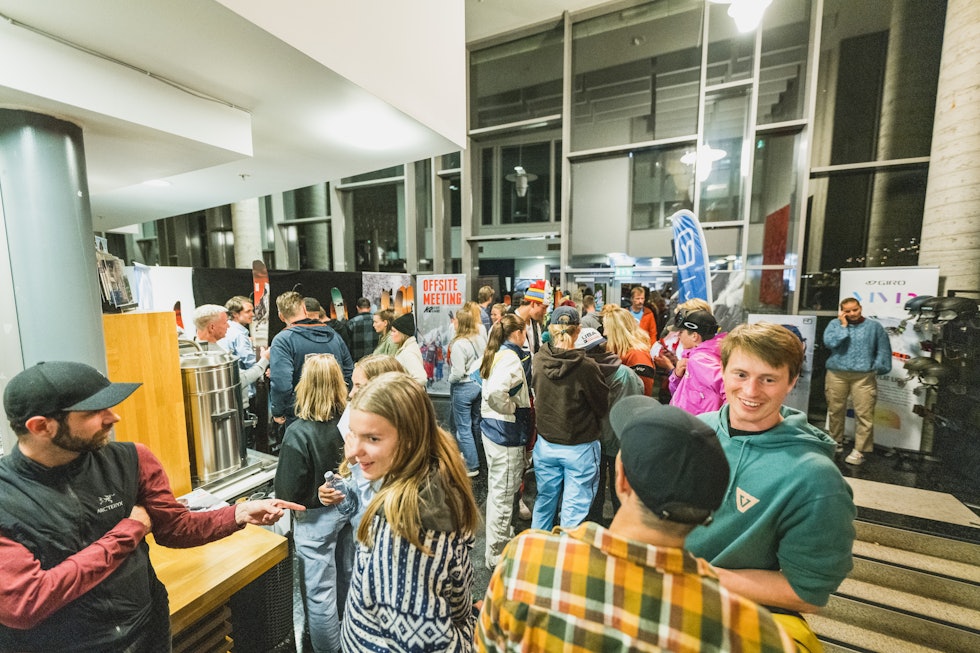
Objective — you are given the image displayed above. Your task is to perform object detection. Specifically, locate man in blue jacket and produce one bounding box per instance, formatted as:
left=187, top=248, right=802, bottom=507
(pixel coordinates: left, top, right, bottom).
left=686, top=322, right=855, bottom=652
left=823, top=298, right=892, bottom=465
left=269, top=291, right=353, bottom=427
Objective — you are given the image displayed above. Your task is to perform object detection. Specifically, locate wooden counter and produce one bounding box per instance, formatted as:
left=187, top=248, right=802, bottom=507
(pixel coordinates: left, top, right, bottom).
left=149, top=524, right=288, bottom=635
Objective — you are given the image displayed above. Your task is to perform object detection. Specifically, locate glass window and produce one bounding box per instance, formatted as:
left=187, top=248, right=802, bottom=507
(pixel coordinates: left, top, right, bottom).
left=571, top=0, right=703, bottom=151
left=480, top=147, right=494, bottom=226
left=812, top=0, right=946, bottom=167
left=743, top=267, right=796, bottom=314
left=698, top=86, right=750, bottom=223
left=631, top=145, right=695, bottom=230
left=440, top=152, right=461, bottom=171
left=500, top=142, right=552, bottom=223
left=809, top=168, right=927, bottom=273
left=470, top=26, right=564, bottom=130
left=748, top=131, right=802, bottom=260
left=351, top=184, right=405, bottom=272
left=758, top=0, right=811, bottom=124
left=295, top=222, right=333, bottom=270
left=706, top=2, right=755, bottom=85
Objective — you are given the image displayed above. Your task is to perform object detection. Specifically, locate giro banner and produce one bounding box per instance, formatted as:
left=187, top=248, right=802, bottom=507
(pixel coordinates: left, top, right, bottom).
left=670, top=210, right=712, bottom=304
left=416, top=274, right=466, bottom=396
left=838, top=266, right=940, bottom=451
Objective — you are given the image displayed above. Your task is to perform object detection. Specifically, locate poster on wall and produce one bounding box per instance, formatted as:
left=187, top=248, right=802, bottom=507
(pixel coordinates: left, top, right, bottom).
left=361, top=272, right=414, bottom=315
left=838, top=266, right=940, bottom=450
left=747, top=314, right=817, bottom=413
left=416, top=274, right=466, bottom=396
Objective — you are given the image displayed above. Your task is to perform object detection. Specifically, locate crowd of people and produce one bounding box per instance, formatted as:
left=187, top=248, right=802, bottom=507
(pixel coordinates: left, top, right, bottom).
left=1, top=282, right=885, bottom=652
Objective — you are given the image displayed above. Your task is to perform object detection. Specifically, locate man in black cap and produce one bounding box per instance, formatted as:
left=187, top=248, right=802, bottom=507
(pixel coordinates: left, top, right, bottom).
left=0, top=361, right=303, bottom=653
left=477, top=396, right=793, bottom=652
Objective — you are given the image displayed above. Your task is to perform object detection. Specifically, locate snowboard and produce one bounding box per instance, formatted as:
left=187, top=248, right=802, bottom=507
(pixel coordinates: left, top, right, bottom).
left=331, top=287, right=347, bottom=321
left=401, top=284, right=414, bottom=314
left=252, top=259, right=270, bottom=348
left=173, top=301, right=184, bottom=330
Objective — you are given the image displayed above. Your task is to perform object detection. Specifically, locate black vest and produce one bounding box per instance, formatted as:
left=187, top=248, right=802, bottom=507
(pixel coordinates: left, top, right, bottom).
left=0, top=442, right=164, bottom=652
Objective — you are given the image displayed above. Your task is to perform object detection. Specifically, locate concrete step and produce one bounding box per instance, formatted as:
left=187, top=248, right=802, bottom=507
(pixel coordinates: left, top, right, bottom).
left=809, top=613, right=947, bottom=653
left=820, top=587, right=980, bottom=653
left=851, top=540, right=980, bottom=608
left=854, top=521, right=980, bottom=566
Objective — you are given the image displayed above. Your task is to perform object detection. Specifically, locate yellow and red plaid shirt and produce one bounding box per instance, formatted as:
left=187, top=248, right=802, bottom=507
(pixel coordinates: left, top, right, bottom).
left=477, top=522, right=794, bottom=653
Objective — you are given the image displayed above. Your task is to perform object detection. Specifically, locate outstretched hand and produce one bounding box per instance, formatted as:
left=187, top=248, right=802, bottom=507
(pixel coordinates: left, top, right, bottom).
left=234, top=498, right=305, bottom=526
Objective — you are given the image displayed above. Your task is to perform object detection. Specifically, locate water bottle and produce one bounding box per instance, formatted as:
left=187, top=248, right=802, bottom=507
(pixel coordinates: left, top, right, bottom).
left=324, top=471, right=357, bottom=515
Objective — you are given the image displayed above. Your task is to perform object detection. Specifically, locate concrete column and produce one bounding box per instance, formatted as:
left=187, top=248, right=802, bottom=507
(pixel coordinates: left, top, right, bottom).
left=231, top=198, right=263, bottom=267
left=866, top=1, right=945, bottom=264
left=919, top=0, right=980, bottom=293
left=0, top=110, right=106, bottom=452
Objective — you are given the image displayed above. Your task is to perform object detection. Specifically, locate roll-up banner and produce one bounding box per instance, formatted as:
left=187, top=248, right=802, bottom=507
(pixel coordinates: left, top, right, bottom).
left=747, top=314, right=817, bottom=413
left=416, top=274, right=467, bottom=396
left=670, top=209, right=712, bottom=304
left=837, top=266, right=940, bottom=450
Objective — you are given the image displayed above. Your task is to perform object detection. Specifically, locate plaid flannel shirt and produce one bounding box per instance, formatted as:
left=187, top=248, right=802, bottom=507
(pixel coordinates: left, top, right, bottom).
left=347, top=312, right=379, bottom=362
left=477, top=522, right=794, bottom=653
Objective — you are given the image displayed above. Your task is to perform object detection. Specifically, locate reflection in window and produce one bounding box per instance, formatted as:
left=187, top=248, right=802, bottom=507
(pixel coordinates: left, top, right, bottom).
left=296, top=222, right=333, bottom=270
left=470, top=26, right=564, bottom=130
left=571, top=0, right=703, bottom=151
left=631, top=146, right=694, bottom=230
left=758, top=0, right=811, bottom=124
left=699, top=86, right=750, bottom=223
left=500, top=142, right=552, bottom=223
left=351, top=184, right=405, bottom=272
left=706, top=2, right=755, bottom=85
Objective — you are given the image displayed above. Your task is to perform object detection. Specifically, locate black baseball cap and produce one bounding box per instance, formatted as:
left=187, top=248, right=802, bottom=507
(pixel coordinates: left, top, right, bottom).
left=610, top=396, right=729, bottom=524
left=549, top=306, right=580, bottom=326
left=3, top=361, right=141, bottom=423
left=678, top=310, right=719, bottom=338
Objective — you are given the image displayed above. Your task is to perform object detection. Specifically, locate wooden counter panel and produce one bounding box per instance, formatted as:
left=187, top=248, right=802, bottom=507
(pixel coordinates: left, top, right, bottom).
left=149, top=525, right=288, bottom=634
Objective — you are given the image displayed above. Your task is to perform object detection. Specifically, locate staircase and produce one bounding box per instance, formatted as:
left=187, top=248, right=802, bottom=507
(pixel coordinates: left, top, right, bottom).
left=810, top=520, right=980, bottom=652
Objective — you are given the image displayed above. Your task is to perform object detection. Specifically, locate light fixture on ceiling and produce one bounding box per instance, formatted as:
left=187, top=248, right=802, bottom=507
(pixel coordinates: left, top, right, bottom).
left=681, top=143, right=727, bottom=182
left=709, top=0, right=773, bottom=33
left=505, top=165, right=538, bottom=198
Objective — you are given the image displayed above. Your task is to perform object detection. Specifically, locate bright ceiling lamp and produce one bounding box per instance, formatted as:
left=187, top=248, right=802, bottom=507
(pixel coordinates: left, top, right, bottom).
left=505, top=165, right=538, bottom=198
left=709, top=0, right=773, bottom=33
left=681, top=144, right=727, bottom=182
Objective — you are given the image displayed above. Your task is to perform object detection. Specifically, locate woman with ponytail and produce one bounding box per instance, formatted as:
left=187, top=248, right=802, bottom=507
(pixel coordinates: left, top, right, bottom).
left=341, top=372, right=479, bottom=652
left=479, top=313, right=532, bottom=569
left=529, top=306, right=608, bottom=531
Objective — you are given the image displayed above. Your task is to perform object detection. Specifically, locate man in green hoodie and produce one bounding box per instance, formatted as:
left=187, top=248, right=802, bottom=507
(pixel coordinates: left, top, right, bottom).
left=686, top=322, right=856, bottom=651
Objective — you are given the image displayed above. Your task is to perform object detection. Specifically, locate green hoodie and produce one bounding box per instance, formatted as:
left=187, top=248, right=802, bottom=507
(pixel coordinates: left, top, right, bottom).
left=686, top=405, right=856, bottom=607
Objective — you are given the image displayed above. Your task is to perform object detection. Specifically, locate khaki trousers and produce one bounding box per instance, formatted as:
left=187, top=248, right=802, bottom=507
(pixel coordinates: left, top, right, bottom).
left=825, top=369, right=878, bottom=452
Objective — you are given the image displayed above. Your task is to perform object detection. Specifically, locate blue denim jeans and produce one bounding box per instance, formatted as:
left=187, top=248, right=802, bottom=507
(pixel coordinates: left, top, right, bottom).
left=293, top=505, right=354, bottom=653
left=450, top=380, right=482, bottom=471
left=531, top=436, right=600, bottom=531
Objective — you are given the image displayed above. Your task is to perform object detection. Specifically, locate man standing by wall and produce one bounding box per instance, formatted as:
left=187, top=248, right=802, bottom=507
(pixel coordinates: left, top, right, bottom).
left=823, top=298, right=892, bottom=465
left=219, top=296, right=259, bottom=394
left=0, top=361, right=300, bottom=652
left=478, top=396, right=794, bottom=653
left=347, top=297, right=378, bottom=362
left=686, top=322, right=855, bottom=651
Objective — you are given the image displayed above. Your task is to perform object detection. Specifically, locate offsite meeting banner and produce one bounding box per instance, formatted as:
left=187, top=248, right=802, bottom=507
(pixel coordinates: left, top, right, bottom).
left=838, top=266, right=940, bottom=451
left=747, top=314, right=817, bottom=413
left=416, top=274, right=466, bottom=396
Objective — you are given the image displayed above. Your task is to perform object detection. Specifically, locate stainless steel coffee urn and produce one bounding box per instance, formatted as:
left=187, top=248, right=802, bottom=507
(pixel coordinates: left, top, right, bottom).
left=179, top=348, right=246, bottom=486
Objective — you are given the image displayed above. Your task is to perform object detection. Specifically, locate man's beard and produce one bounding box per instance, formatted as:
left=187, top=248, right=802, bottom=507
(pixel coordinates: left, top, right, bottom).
left=52, top=421, right=111, bottom=453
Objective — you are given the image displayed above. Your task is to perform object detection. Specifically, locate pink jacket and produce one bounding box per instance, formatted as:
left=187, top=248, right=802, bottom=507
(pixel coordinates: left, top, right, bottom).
left=668, top=333, right=727, bottom=415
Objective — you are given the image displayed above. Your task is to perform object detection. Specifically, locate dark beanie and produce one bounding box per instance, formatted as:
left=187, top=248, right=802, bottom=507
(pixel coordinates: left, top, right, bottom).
left=391, top=312, right=416, bottom=337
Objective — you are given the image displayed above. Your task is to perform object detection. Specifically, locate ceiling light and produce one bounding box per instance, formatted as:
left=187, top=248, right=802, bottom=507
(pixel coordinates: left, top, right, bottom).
left=709, top=0, right=773, bottom=33
left=505, top=165, right=538, bottom=198
left=681, top=144, right=727, bottom=182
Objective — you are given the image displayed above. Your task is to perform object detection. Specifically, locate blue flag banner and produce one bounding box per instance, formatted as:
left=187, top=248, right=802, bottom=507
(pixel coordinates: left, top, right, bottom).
left=670, top=209, right=712, bottom=304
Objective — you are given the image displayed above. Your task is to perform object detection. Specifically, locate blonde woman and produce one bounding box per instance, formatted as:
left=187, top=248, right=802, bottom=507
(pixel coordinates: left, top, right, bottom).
left=529, top=306, right=609, bottom=531
left=273, top=353, right=349, bottom=653
left=342, top=372, right=480, bottom=652
left=603, top=307, right=657, bottom=397
left=372, top=309, right=398, bottom=356
left=448, top=308, right=487, bottom=476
